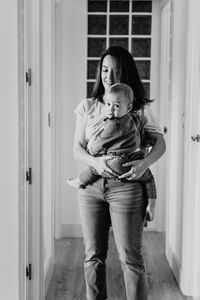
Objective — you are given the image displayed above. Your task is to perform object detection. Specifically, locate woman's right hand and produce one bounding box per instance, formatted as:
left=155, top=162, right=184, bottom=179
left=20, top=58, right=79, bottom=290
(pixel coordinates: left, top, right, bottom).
left=92, top=155, right=119, bottom=178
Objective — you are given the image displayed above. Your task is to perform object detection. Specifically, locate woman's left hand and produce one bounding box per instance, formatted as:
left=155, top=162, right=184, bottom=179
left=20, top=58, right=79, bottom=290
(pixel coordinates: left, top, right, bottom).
left=118, top=159, right=148, bottom=181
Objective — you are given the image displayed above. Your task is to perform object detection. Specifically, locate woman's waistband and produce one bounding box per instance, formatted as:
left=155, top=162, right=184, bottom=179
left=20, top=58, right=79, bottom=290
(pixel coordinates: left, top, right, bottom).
left=107, top=150, right=144, bottom=160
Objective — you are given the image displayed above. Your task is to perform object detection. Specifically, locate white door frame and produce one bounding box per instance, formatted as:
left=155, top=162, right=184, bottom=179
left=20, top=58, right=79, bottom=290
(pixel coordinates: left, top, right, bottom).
left=159, top=0, right=200, bottom=297
left=19, top=0, right=44, bottom=299
left=19, top=1, right=63, bottom=298
left=162, top=0, right=187, bottom=285
left=18, top=0, right=29, bottom=298
left=146, top=0, right=165, bottom=232
left=181, top=0, right=200, bottom=296
left=52, top=0, right=63, bottom=240
left=26, top=0, right=44, bottom=298
left=157, top=0, right=171, bottom=233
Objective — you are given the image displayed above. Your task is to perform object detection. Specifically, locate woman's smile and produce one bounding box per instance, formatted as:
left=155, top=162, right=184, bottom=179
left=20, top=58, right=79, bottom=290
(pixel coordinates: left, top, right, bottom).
left=101, top=55, right=120, bottom=92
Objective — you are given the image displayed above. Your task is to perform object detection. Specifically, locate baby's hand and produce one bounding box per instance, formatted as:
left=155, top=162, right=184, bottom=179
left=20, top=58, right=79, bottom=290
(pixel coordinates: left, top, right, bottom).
left=93, top=156, right=119, bottom=178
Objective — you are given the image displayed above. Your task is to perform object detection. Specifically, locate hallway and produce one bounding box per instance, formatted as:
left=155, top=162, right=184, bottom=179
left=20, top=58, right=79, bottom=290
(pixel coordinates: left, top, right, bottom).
left=46, top=232, right=190, bottom=300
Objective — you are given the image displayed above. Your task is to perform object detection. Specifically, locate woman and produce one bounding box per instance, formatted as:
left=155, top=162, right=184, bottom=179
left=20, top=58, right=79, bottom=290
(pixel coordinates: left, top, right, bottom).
left=73, top=46, right=166, bottom=300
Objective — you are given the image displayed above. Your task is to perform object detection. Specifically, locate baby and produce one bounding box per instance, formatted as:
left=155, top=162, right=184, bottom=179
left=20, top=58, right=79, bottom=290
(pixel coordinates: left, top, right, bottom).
left=68, top=83, right=156, bottom=221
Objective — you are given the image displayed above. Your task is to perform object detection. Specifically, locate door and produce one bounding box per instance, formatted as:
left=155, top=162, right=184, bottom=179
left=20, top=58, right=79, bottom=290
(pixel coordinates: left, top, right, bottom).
left=159, top=0, right=171, bottom=232
left=25, top=0, right=33, bottom=298
left=181, top=0, right=200, bottom=295
left=18, top=0, right=33, bottom=298
left=19, top=0, right=43, bottom=299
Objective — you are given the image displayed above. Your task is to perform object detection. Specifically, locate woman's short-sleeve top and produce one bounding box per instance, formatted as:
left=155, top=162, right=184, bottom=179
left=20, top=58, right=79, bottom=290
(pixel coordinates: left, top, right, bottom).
left=74, top=98, right=162, bottom=142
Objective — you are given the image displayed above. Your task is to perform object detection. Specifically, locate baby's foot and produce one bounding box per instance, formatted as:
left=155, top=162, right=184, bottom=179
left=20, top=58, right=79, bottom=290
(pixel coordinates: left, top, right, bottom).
left=146, top=204, right=155, bottom=221
left=67, top=178, right=84, bottom=189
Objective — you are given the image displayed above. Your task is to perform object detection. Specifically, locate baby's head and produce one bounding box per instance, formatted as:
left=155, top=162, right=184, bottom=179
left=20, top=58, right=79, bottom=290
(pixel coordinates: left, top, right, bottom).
left=104, top=83, right=134, bottom=118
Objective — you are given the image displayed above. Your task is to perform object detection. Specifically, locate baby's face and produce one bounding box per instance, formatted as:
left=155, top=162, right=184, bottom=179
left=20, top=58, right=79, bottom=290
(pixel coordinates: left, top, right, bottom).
left=104, top=92, right=131, bottom=118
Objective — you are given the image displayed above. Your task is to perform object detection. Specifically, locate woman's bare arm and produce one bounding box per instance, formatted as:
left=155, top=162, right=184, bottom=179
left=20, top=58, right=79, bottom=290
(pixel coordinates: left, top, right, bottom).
left=143, top=132, right=166, bottom=167
left=119, top=133, right=166, bottom=180
left=73, top=117, right=95, bottom=166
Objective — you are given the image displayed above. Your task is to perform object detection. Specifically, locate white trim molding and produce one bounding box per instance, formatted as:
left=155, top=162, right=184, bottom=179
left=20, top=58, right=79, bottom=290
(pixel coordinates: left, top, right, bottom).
left=163, top=0, right=187, bottom=288
left=44, top=256, right=54, bottom=296
left=181, top=0, right=200, bottom=297
left=18, top=0, right=27, bottom=298
left=166, top=242, right=182, bottom=284
left=158, top=0, right=171, bottom=233
left=29, top=0, right=44, bottom=298
left=52, top=0, right=63, bottom=239
left=19, top=0, right=43, bottom=299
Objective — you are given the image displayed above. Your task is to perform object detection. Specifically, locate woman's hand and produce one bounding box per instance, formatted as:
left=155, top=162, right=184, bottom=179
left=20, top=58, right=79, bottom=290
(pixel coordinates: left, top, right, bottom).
left=118, top=158, right=148, bottom=181
left=92, top=155, right=119, bottom=178
left=118, top=133, right=166, bottom=181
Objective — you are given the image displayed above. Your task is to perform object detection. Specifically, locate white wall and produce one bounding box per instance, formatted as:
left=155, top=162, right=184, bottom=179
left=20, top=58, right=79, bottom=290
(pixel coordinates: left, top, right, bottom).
left=0, top=1, right=19, bottom=299
left=165, top=0, right=187, bottom=284
left=147, top=0, right=164, bottom=231
left=59, top=0, right=87, bottom=237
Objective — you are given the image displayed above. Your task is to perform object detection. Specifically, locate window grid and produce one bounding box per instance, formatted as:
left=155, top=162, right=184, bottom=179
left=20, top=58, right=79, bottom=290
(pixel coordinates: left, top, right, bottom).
left=128, top=0, right=132, bottom=51
left=87, top=0, right=152, bottom=98
left=87, top=12, right=152, bottom=16
left=106, top=0, right=109, bottom=48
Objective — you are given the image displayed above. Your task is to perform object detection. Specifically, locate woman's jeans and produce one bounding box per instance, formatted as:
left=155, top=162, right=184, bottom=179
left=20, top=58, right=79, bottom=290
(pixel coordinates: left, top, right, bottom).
left=79, top=177, right=148, bottom=300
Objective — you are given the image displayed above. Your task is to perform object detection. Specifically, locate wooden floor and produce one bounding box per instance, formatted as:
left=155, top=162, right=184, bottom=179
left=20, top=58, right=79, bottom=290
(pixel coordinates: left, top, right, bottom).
left=46, top=232, right=191, bottom=300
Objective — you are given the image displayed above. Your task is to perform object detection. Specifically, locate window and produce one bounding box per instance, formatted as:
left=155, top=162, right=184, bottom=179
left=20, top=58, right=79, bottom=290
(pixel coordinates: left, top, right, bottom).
left=87, top=0, right=152, bottom=98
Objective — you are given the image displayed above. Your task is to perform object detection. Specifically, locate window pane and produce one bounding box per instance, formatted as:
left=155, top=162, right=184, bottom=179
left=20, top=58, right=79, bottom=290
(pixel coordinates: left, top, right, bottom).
left=132, top=1, right=152, bottom=12
left=110, top=15, right=129, bottom=35
left=88, top=38, right=106, bottom=57
left=109, top=38, right=128, bottom=50
left=131, top=38, right=151, bottom=57
left=142, top=82, right=150, bottom=99
left=87, top=60, right=99, bottom=79
left=87, top=82, right=95, bottom=98
left=135, top=61, right=150, bottom=79
left=88, top=0, right=107, bottom=12
left=110, top=0, right=129, bottom=12
left=132, top=16, right=152, bottom=35
left=88, top=15, right=107, bottom=35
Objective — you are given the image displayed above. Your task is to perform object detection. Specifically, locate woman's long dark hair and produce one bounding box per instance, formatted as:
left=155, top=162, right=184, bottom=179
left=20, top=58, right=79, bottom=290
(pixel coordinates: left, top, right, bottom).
left=92, top=46, right=153, bottom=111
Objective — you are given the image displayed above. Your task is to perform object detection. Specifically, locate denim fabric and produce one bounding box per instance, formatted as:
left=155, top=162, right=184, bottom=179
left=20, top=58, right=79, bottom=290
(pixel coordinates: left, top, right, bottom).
left=79, top=152, right=157, bottom=199
left=79, top=177, right=148, bottom=300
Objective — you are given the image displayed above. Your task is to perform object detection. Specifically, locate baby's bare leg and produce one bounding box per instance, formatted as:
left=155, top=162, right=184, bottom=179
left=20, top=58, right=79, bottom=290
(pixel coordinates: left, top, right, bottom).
left=67, top=166, right=100, bottom=189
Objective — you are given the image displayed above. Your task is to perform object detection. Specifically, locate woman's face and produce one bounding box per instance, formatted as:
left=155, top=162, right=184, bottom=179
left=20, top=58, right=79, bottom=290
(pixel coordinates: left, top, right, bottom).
left=101, top=55, right=121, bottom=93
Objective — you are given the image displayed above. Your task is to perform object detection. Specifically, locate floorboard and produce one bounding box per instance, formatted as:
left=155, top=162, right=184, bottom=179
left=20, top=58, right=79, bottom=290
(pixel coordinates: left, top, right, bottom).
left=45, top=231, right=190, bottom=300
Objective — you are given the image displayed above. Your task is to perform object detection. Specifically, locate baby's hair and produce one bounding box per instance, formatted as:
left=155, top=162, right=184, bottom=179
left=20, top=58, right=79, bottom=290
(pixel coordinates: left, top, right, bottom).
left=108, top=83, right=134, bottom=104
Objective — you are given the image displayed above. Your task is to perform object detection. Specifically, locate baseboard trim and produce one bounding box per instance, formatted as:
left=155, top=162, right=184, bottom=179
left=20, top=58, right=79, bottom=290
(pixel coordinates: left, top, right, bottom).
left=44, top=255, right=54, bottom=297
left=166, top=242, right=181, bottom=285
left=61, top=224, right=83, bottom=237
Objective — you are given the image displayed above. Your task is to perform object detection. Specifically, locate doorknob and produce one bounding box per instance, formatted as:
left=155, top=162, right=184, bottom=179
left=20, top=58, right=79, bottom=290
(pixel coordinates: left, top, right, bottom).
left=191, top=134, right=200, bottom=142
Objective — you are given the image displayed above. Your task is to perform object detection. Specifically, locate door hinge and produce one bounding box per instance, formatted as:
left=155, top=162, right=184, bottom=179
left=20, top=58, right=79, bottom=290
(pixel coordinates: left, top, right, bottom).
left=26, top=264, right=32, bottom=280
left=26, top=168, right=32, bottom=184
left=25, top=68, right=32, bottom=86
